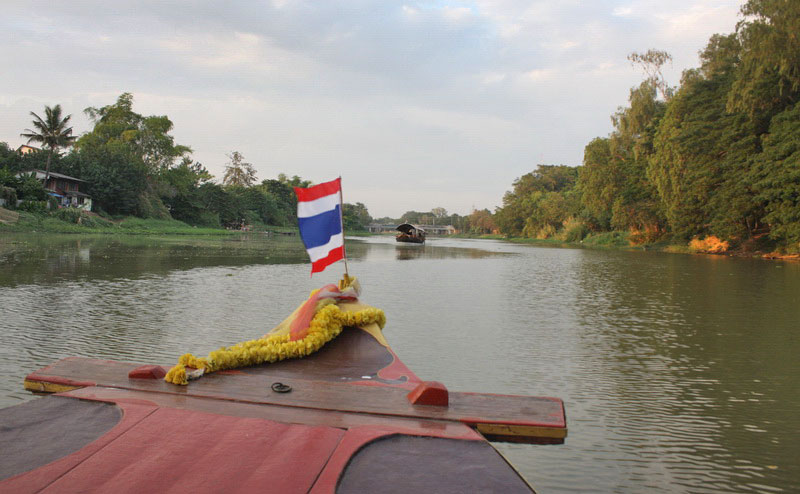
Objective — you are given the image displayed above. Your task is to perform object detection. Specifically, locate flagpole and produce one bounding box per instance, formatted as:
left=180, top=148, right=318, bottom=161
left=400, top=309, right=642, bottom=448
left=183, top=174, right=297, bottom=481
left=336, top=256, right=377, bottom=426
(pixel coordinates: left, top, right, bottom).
left=338, top=176, right=350, bottom=279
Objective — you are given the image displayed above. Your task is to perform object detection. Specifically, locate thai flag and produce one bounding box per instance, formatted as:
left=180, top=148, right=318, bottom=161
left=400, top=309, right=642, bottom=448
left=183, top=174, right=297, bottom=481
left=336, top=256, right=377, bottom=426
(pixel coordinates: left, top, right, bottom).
left=295, top=177, right=345, bottom=275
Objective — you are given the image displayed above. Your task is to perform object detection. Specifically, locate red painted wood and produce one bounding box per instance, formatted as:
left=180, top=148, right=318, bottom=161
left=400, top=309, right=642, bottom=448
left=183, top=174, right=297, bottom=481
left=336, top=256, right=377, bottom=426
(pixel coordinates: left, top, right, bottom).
left=64, top=386, right=479, bottom=439
left=37, top=407, right=344, bottom=494
left=407, top=381, right=449, bottom=407
left=25, top=358, right=567, bottom=432
left=0, top=399, right=157, bottom=493
left=127, top=365, right=166, bottom=380
left=376, top=348, right=422, bottom=387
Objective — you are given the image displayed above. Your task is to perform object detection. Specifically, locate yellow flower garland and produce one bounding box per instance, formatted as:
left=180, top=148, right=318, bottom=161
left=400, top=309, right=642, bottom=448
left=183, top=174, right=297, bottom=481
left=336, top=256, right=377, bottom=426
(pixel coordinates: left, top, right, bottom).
left=164, top=304, right=386, bottom=385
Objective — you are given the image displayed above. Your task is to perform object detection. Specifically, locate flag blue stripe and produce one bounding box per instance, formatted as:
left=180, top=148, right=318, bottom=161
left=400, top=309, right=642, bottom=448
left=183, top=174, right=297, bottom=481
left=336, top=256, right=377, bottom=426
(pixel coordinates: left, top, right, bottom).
left=298, top=206, right=342, bottom=249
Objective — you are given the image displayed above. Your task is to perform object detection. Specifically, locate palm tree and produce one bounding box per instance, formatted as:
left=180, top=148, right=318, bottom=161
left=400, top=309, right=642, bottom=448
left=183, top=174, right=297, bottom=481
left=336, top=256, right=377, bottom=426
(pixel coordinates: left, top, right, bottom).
left=20, top=104, right=77, bottom=180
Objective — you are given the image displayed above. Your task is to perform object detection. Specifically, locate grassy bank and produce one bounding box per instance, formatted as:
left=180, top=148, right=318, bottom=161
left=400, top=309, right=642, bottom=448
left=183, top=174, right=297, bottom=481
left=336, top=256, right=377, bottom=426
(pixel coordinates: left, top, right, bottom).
left=0, top=208, right=370, bottom=237
left=0, top=210, right=296, bottom=236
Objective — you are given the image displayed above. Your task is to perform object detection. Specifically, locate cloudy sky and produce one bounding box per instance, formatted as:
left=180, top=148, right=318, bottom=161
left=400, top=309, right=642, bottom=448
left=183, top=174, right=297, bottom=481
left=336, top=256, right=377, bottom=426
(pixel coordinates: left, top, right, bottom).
left=2, top=1, right=743, bottom=218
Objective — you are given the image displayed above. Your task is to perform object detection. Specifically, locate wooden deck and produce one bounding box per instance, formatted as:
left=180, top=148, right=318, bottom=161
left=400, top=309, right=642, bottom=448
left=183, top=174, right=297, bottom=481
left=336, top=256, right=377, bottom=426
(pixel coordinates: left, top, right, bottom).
left=24, top=355, right=566, bottom=444
left=3, top=326, right=566, bottom=493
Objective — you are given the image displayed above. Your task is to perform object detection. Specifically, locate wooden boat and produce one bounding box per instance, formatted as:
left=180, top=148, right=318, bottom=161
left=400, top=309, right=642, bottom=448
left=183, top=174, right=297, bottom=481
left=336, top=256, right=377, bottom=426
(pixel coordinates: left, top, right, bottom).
left=395, top=223, right=425, bottom=244
left=0, top=287, right=566, bottom=493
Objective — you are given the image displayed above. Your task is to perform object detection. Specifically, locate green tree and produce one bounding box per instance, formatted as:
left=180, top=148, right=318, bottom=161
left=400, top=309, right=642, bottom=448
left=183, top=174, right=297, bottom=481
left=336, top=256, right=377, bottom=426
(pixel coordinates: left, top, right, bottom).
left=649, top=39, right=760, bottom=241
left=494, top=165, right=579, bottom=236
left=728, top=0, right=800, bottom=125
left=161, top=159, right=217, bottom=225
left=342, top=202, right=372, bottom=231
left=628, top=49, right=675, bottom=101
left=83, top=93, right=191, bottom=174
left=14, top=172, right=48, bottom=201
left=750, top=102, right=800, bottom=247
left=74, top=93, right=189, bottom=216
left=578, top=137, right=617, bottom=229
left=20, top=104, right=77, bottom=180
left=277, top=173, right=312, bottom=188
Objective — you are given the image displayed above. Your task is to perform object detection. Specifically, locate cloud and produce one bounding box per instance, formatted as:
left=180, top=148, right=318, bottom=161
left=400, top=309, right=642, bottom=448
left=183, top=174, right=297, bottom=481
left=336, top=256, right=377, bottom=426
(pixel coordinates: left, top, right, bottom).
left=0, top=0, right=744, bottom=217
left=613, top=7, right=634, bottom=17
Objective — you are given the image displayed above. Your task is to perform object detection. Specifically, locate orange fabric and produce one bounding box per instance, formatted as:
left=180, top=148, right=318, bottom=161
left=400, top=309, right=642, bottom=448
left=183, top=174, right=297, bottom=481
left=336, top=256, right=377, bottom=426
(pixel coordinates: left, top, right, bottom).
left=289, top=284, right=339, bottom=340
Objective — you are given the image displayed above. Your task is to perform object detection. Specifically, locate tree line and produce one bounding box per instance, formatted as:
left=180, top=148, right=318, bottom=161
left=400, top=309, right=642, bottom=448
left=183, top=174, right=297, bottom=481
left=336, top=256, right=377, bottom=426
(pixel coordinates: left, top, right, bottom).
left=0, top=93, right=374, bottom=231
left=495, top=0, right=800, bottom=252
left=373, top=207, right=497, bottom=235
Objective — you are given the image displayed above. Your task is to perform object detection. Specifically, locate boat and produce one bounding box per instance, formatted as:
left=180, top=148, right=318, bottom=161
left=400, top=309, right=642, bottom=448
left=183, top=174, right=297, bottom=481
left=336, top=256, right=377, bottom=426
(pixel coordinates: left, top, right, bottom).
left=0, top=278, right=566, bottom=493
left=395, top=223, right=425, bottom=244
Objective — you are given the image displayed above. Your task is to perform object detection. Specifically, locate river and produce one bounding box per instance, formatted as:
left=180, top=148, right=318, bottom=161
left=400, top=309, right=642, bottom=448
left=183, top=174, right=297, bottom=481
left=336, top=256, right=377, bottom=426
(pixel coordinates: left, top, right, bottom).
left=0, top=233, right=797, bottom=493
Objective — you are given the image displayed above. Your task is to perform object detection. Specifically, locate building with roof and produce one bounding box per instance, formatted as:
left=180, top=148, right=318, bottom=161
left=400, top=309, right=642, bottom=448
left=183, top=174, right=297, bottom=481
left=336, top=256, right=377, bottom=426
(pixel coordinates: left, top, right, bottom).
left=16, top=169, right=92, bottom=211
left=16, top=144, right=38, bottom=155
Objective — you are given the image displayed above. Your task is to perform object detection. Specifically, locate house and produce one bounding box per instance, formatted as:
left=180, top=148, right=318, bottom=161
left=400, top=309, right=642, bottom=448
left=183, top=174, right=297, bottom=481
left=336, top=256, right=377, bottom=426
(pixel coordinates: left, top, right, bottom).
left=17, top=144, right=39, bottom=155
left=16, top=169, right=92, bottom=211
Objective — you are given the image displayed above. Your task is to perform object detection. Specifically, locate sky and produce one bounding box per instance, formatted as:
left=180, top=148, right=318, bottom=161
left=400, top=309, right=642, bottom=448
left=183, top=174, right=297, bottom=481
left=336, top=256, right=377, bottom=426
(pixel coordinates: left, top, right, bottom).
left=1, top=1, right=744, bottom=218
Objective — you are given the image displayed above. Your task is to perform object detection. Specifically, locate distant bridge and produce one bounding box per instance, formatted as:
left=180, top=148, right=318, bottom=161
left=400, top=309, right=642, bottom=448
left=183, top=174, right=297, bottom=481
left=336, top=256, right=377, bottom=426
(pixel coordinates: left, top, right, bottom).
left=367, top=224, right=457, bottom=235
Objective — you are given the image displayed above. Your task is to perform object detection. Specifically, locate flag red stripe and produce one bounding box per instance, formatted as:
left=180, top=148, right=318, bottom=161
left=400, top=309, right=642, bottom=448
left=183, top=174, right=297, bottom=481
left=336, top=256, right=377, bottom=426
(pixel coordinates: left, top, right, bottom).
left=295, top=178, right=341, bottom=203
left=310, top=245, right=344, bottom=274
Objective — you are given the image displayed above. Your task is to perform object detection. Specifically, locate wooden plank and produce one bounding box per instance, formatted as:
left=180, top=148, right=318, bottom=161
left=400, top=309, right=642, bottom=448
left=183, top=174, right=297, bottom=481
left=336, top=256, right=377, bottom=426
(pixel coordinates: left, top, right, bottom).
left=26, top=357, right=566, bottom=443
left=62, top=386, right=481, bottom=440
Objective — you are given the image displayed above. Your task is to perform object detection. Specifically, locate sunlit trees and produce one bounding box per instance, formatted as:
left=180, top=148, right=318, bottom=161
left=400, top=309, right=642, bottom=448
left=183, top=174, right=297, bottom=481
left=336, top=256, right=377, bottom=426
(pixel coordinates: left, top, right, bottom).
left=468, top=209, right=496, bottom=234
left=728, top=0, right=800, bottom=125
left=494, top=165, right=579, bottom=238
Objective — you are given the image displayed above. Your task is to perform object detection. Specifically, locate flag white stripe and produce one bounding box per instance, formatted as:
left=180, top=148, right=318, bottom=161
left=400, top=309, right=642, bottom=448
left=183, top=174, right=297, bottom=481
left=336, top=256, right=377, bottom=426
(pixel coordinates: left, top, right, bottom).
left=297, top=192, right=340, bottom=219
left=306, top=232, right=344, bottom=262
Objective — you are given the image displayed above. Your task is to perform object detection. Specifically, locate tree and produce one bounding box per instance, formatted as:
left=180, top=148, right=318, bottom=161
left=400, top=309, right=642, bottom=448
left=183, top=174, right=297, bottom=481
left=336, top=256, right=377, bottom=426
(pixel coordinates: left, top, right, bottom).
left=161, top=159, right=217, bottom=225
left=649, top=41, right=760, bottom=241
left=260, top=178, right=298, bottom=226
left=83, top=93, right=191, bottom=174
left=578, top=137, right=617, bottom=229
left=494, top=165, right=579, bottom=236
left=20, top=104, right=77, bottom=180
left=750, top=102, right=800, bottom=246
left=223, top=151, right=257, bottom=187
left=277, top=173, right=312, bottom=188
left=74, top=93, right=189, bottom=216
left=628, top=49, right=674, bottom=101
left=728, top=0, right=800, bottom=124
left=342, top=202, right=372, bottom=231
left=468, top=209, right=496, bottom=234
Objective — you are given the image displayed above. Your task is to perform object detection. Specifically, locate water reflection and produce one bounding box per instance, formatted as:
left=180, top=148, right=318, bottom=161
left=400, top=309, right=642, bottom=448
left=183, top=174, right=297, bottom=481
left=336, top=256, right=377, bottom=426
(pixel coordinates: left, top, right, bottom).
left=0, top=234, right=310, bottom=286
left=0, top=234, right=798, bottom=493
left=512, top=249, right=800, bottom=493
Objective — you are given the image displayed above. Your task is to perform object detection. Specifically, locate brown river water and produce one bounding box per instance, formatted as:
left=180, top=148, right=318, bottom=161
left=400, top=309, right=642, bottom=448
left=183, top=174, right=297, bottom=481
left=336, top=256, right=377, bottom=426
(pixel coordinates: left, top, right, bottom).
left=0, top=233, right=798, bottom=493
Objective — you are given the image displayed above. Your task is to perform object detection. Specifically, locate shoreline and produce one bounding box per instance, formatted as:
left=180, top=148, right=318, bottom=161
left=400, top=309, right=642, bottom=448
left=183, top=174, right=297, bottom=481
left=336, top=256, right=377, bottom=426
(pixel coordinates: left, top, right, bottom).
left=0, top=208, right=375, bottom=237
left=3, top=210, right=796, bottom=261
left=451, top=232, right=800, bottom=262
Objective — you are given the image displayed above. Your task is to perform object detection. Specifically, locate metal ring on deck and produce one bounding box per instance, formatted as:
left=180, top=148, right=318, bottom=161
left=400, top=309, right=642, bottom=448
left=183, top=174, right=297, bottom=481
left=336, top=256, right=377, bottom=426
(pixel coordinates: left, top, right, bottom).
left=271, top=382, right=292, bottom=393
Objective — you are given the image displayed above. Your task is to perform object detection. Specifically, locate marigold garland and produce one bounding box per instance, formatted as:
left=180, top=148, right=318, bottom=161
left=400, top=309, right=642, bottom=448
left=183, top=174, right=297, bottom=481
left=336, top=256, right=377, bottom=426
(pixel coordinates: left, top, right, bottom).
left=164, top=304, right=386, bottom=385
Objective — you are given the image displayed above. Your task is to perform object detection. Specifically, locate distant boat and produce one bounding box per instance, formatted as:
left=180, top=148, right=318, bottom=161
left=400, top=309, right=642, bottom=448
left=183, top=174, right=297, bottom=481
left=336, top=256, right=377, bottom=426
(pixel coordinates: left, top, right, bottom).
left=396, top=223, right=425, bottom=244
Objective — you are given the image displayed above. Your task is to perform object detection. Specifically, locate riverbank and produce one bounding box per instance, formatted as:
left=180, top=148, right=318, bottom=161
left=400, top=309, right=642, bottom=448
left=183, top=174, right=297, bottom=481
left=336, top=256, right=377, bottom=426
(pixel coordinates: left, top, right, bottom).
left=0, top=208, right=299, bottom=236
left=0, top=208, right=373, bottom=237
left=456, top=230, right=800, bottom=261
